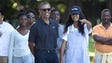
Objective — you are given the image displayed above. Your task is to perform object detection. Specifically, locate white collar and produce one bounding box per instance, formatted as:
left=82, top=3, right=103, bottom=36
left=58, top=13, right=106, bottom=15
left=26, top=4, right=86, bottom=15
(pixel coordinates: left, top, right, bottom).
left=69, top=24, right=78, bottom=32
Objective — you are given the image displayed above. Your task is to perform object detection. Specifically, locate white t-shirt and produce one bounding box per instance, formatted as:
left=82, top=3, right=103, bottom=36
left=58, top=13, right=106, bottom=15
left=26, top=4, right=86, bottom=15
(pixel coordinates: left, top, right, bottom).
left=9, top=30, right=31, bottom=57
left=8, top=30, right=33, bottom=63
left=0, top=21, right=14, bottom=56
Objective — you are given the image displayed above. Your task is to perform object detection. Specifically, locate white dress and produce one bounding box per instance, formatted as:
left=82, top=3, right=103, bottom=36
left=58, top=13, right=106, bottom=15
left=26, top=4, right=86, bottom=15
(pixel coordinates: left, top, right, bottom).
left=62, top=24, right=92, bottom=63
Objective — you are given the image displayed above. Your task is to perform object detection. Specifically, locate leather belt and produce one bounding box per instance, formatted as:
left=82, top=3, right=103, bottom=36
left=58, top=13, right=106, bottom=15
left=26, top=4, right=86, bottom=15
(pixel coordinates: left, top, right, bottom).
left=36, top=49, right=56, bottom=53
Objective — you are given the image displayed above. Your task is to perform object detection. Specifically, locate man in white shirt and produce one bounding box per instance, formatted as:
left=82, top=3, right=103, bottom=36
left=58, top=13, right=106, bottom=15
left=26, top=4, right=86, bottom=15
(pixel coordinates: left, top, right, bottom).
left=0, top=10, right=14, bottom=63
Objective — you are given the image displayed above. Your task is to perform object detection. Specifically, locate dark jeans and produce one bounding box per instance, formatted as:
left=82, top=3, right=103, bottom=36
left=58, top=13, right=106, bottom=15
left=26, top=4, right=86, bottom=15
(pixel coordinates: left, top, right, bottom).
left=35, top=49, right=59, bottom=63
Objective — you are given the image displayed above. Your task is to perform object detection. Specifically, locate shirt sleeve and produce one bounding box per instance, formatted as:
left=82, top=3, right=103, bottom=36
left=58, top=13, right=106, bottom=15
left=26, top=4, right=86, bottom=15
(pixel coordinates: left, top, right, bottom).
left=92, top=25, right=99, bottom=36
left=56, top=23, right=59, bottom=38
left=8, top=30, right=15, bottom=63
left=84, top=24, right=92, bottom=35
left=83, top=24, right=92, bottom=46
left=62, top=27, right=69, bottom=42
left=7, top=22, right=14, bottom=32
left=28, top=24, right=37, bottom=43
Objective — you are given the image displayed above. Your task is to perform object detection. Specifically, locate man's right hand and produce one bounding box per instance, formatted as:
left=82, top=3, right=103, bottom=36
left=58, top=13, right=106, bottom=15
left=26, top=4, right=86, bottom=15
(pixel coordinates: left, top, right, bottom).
left=29, top=42, right=35, bottom=55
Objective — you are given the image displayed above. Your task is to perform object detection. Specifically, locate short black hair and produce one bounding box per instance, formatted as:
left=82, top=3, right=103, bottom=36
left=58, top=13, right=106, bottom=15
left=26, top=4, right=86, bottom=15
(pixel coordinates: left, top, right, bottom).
left=51, top=9, right=59, bottom=13
left=18, top=10, right=27, bottom=19
left=0, top=10, right=4, bottom=16
left=38, top=2, right=51, bottom=9
left=26, top=10, right=37, bottom=17
left=101, top=9, right=111, bottom=20
left=101, top=9, right=111, bottom=15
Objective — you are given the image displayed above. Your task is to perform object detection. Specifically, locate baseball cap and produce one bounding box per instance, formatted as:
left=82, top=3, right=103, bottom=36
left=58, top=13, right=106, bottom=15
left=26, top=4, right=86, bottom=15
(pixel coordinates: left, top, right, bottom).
left=70, top=6, right=80, bottom=15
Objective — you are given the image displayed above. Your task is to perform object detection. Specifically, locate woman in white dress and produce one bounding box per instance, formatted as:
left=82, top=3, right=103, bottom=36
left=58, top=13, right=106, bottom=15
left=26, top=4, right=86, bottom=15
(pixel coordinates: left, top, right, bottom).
left=8, top=10, right=34, bottom=63
left=60, top=5, right=92, bottom=63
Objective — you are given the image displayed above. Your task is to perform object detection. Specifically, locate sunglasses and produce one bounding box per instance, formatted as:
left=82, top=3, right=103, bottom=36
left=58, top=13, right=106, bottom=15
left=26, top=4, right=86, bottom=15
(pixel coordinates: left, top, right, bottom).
left=27, top=16, right=35, bottom=19
left=40, top=8, right=51, bottom=12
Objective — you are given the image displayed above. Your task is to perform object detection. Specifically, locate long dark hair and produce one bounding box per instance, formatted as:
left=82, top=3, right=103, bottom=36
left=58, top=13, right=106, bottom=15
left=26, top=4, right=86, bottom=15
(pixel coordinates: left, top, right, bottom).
left=64, top=6, right=85, bottom=35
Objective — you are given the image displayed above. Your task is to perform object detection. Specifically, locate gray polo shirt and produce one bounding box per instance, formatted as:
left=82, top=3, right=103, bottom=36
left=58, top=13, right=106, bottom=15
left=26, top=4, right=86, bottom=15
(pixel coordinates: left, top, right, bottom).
left=28, top=18, right=58, bottom=50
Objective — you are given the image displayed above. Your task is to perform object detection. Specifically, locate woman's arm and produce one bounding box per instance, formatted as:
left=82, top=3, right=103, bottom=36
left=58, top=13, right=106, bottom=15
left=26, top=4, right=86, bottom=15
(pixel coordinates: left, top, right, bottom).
left=8, top=31, right=15, bottom=63
left=60, top=40, right=67, bottom=63
left=80, top=19, right=92, bottom=30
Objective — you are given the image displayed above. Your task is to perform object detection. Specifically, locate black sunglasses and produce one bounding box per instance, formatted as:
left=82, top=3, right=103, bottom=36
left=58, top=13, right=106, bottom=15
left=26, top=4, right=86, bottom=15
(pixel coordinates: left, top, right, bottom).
left=27, top=16, right=35, bottom=19
left=41, top=8, right=51, bottom=12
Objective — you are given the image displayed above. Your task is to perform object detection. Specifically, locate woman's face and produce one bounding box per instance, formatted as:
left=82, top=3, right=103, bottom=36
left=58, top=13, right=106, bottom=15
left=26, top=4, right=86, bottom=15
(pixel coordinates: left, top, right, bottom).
left=27, top=12, right=36, bottom=24
left=19, top=15, right=27, bottom=27
left=71, top=13, right=79, bottom=22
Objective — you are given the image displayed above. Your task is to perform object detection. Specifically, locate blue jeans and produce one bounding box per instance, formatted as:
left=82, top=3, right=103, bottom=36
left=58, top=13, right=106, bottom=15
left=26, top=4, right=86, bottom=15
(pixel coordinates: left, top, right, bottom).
left=13, top=54, right=34, bottom=63
left=35, top=50, right=59, bottom=63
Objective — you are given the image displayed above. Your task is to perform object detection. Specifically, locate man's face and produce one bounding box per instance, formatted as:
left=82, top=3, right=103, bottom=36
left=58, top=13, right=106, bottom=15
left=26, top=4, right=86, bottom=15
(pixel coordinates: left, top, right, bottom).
left=102, top=11, right=111, bottom=24
left=39, top=4, right=51, bottom=19
left=0, top=13, right=4, bottom=23
left=51, top=11, right=60, bottom=22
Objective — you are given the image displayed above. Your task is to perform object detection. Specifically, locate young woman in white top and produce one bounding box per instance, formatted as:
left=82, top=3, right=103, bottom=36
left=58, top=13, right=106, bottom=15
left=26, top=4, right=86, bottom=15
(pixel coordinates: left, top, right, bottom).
left=8, top=10, right=34, bottom=63
left=60, top=5, right=92, bottom=63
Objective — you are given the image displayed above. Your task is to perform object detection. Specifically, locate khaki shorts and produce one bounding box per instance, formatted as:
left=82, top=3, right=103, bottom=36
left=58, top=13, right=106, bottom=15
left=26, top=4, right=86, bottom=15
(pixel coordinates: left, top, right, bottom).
left=0, top=56, right=8, bottom=63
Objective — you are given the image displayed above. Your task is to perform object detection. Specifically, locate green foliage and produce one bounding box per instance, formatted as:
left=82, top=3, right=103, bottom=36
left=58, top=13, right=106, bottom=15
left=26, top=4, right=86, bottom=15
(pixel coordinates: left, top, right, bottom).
left=0, top=0, right=111, bottom=26
left=89, top=37, right=95, bottom=52
left=9, top=19, right=18, bottom=29
left=88, top=18, right=98, bottom=27
left=57, top=4, right=66, bottom=13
